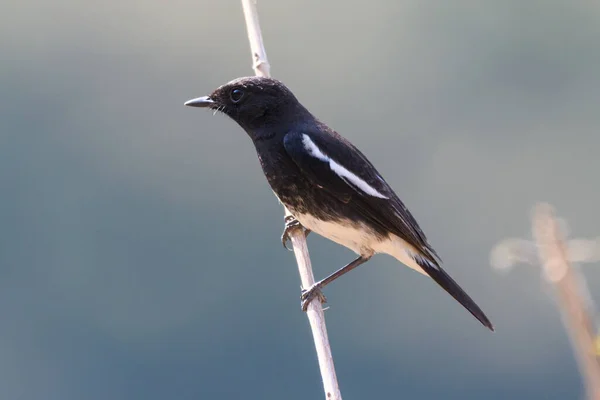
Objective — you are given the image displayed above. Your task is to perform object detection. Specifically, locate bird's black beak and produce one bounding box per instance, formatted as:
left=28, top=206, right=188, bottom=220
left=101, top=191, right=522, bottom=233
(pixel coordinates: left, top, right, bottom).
left=184, top=96, right=214, bottom=108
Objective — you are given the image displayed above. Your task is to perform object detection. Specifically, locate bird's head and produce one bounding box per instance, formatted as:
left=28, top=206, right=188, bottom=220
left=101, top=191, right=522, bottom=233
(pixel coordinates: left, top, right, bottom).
left=185, top=76, right=307, bottom=135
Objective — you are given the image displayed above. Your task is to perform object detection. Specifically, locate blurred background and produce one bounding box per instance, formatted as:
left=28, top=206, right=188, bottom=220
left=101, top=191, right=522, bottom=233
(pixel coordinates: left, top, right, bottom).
left=1, top=0, right=600, bottom=398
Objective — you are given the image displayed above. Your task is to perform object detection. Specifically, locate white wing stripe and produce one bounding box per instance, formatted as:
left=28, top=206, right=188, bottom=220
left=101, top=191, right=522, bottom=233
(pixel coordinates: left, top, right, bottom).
left=301, top=134, right=388, bottom=199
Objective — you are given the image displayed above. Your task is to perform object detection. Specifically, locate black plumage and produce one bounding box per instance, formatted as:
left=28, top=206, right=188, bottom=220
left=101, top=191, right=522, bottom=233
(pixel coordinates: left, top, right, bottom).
left=185, top=76, right=494, bottom=331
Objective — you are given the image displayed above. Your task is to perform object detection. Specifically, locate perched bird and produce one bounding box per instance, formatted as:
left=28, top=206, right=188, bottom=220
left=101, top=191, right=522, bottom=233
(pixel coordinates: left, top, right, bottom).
left=185, top=76, right=494, bottom=331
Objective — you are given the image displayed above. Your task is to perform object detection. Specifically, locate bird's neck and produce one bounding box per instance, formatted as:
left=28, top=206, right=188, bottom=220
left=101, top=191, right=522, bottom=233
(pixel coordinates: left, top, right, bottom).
left=243, top=104, right=315, bottom=141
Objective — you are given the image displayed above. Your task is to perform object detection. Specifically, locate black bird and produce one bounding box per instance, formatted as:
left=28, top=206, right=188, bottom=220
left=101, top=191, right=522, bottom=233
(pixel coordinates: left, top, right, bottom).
left=185, top=76, right=494, bottom=331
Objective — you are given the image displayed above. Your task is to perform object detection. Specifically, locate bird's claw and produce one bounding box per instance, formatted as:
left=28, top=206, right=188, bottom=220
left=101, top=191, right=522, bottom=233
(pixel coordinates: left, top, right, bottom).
left=301, top=283, right=327, bottom=311
left=281, top=216, right=310, bottom=250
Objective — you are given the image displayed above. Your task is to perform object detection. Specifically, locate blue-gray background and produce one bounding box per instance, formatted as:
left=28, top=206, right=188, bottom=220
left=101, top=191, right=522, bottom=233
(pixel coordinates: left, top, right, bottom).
left=2, top=1, right=599, bottom=399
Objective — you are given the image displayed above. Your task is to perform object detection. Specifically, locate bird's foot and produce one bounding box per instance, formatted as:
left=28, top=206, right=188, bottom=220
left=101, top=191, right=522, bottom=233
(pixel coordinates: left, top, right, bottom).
left=301, top=283, right=327, bottom=311
left=281, top=215, right=311, bottom=251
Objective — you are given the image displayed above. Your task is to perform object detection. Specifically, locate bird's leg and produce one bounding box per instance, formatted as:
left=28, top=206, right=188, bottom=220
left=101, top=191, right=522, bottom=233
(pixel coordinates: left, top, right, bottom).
left=301, top=255, right=372, bottom=311
left=281, top=214, right=311, bottom=250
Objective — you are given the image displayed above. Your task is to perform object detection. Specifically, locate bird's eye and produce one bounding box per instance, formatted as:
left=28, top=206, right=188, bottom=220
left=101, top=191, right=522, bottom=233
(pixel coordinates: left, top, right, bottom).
left=230, top=88, right=244, bottom=103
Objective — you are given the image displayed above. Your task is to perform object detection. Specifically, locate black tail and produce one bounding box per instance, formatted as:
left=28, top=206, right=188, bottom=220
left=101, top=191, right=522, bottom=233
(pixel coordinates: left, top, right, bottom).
left=412, top=253, right=494, bottom=331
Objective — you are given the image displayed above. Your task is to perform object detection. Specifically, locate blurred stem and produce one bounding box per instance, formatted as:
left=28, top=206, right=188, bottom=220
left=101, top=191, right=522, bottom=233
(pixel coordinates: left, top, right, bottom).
left=532, top=204, right=600, bottom=400
left=240, top=1, right=342, bottom=399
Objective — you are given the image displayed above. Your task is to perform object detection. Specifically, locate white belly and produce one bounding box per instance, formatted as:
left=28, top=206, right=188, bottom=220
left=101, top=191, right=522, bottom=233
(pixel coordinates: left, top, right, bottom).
left=295, top=213, right=427, bottom=276
left=295, top=213, right=378, bottom=256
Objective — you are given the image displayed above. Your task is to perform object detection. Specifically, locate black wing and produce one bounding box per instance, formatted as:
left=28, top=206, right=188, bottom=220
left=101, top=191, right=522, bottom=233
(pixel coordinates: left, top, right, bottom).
left=283, top=129, right=439, bottom=262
